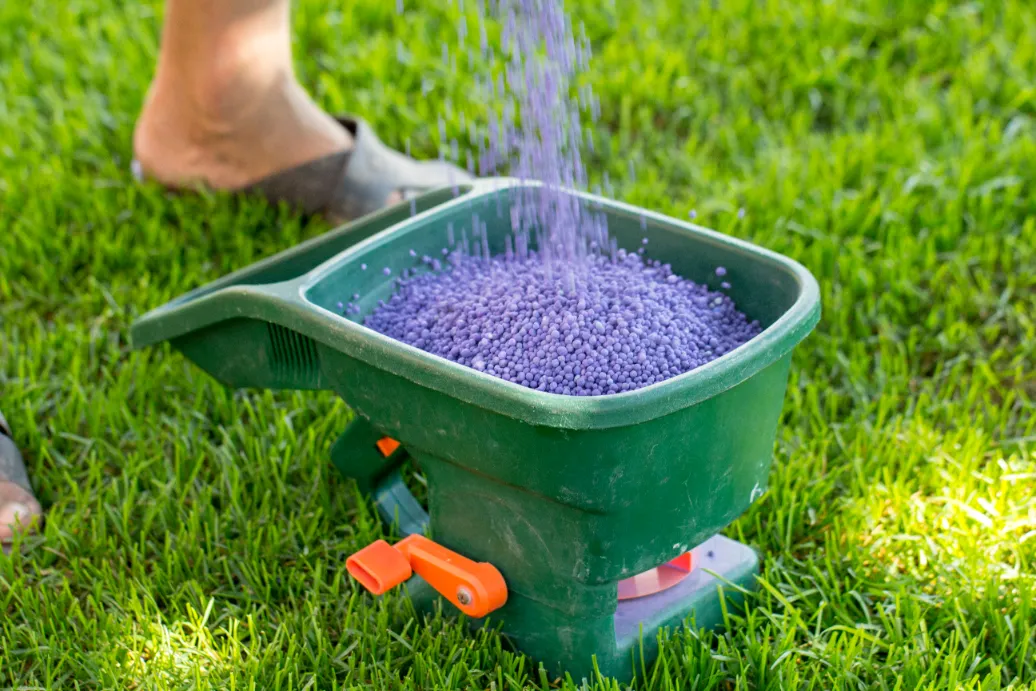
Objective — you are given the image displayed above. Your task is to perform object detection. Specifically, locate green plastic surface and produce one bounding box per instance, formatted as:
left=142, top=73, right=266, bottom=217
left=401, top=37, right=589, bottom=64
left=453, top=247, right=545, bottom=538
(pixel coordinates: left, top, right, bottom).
left=132, top=178, right=821, bottom=682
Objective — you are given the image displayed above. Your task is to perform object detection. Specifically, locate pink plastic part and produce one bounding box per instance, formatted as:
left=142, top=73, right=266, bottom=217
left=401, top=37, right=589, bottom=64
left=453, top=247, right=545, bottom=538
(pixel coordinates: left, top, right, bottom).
left=616, top=552, right=694, bottom=600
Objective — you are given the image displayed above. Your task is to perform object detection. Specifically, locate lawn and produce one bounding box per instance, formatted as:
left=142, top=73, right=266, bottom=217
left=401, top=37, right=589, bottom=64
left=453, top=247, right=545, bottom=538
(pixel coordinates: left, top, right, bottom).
left=2, top=0, right=1035, bottom=688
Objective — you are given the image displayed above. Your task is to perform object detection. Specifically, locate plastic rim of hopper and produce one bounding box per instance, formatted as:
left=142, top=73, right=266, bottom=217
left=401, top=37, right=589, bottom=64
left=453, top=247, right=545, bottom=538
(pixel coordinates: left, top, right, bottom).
left=617, top=552, right=693, bottom=600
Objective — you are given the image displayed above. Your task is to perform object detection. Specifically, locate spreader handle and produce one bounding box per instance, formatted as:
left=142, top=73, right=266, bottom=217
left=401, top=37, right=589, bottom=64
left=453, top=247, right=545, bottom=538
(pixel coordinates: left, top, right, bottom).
left=330, top=416, right=429, bottom=536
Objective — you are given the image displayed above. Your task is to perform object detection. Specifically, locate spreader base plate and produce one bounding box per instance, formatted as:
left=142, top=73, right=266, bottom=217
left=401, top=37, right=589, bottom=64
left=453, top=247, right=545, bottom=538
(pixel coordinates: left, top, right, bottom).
left=402, top=534, right=758, bottom=684
left=614, top=534, right=757, bottom=645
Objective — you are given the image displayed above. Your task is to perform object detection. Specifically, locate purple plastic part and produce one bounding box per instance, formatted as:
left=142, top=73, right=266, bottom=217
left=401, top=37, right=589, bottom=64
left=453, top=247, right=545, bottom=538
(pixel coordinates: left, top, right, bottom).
left=613, top=535, right=757, bottom=644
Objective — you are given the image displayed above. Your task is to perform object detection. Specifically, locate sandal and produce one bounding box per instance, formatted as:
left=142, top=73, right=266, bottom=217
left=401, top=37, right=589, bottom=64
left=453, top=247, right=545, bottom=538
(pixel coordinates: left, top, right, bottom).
left=135, top=116, right=473, bottom=225
left=0, top=410, right=42, bottom=547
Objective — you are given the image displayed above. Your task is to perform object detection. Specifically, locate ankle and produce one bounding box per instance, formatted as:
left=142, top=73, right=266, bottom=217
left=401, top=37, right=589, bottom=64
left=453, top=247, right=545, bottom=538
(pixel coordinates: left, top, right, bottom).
left=145, top=33, right=288, bottom=143
left=134, top=32, right=351, bottom=190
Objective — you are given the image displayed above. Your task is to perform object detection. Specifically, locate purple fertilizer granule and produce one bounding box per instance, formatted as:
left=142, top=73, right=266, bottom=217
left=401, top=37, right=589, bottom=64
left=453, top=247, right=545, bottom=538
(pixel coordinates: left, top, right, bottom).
left=474, top=0, right=608, bottom=278
left=365, top=252, right=762, bottom=396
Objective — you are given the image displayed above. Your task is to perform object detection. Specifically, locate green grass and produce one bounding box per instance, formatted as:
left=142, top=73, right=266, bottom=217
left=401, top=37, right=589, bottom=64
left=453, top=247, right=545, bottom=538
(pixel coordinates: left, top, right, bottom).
left=2, top=0, right=1035, bottom=688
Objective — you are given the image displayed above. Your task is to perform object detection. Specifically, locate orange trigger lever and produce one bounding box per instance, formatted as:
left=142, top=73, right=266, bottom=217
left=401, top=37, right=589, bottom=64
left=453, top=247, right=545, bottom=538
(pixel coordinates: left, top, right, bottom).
left=346, top=534, right=508, bottom=619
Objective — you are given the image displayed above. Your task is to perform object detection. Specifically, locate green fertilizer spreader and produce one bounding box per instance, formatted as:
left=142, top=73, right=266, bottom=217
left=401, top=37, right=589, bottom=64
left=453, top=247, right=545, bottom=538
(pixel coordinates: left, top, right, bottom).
left=131, top=179, right=820, bottom=683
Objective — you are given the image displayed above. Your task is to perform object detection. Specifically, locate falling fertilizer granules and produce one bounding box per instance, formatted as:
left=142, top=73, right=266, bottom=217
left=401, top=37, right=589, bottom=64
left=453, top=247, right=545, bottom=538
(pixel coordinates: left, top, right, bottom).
left=357, top=0, right=764, bottom=395
left=365, top=252, right=761, bottom=396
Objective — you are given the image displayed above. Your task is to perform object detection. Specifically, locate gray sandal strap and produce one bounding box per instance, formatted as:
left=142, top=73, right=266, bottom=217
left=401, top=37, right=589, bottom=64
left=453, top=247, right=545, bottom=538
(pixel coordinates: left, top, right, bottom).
left=242, top=116, right=471, bottom=224
left=240, top=150, right=351, bottom=216
left=0, top=412, right=31, bottom=493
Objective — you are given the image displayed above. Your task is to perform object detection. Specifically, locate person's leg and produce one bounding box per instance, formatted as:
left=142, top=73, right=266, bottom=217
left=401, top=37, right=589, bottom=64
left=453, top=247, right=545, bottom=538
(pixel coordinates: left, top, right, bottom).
left=133, top=0, right=353, bottom=191
left=0, top=411, right=41, bottom=545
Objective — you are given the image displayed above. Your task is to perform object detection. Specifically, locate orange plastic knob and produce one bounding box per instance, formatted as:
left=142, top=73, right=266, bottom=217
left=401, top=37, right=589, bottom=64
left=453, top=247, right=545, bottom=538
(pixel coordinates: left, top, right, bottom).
left=376, top=437, right=400, bottom=457
left=346, top=539, right=413, bottom=595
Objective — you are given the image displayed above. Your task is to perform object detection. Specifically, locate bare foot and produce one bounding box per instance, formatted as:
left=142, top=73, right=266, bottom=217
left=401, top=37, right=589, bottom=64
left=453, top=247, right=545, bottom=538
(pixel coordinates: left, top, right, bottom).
left=0, top=484, right=41, bottom=544
left=0, top=425, right=41, bottom=546
left=133, top=36, right=353, bottom=192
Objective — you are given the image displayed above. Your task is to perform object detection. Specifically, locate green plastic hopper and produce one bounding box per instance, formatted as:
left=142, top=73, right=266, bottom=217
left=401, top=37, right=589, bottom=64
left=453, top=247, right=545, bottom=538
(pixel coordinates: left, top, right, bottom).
left=131, top=178, right=820, bottom=683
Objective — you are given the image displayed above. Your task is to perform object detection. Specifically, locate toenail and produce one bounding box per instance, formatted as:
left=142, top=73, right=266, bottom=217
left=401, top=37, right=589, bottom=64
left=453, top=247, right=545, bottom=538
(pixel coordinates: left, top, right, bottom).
left=0, top=502, right=32, bottom=526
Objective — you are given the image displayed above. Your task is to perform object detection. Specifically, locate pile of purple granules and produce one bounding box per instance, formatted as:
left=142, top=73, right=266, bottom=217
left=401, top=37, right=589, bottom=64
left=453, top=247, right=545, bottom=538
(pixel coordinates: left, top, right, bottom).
left=361, top=0, right=763, bottom=396
left=365, top=252, right=762, bottom=396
